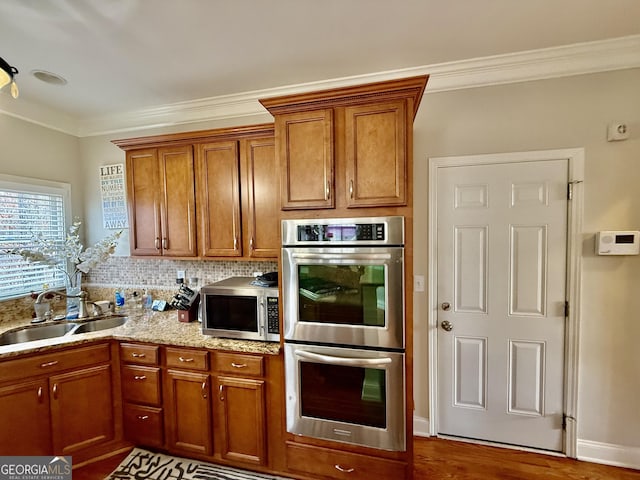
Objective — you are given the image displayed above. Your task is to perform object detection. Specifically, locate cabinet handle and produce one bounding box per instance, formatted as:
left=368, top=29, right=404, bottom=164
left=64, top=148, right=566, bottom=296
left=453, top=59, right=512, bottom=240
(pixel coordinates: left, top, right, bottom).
left=335, top=465, right=355, bottom=473
left=178, top=356, right=194, bottom=363
left=40, top=360, right=59, bottom=368
left=326, top=180, right=330, bottom=200
left=133, top=375, right=147, bottom=381
left=201, top=381, right=208, bottom=399
left=136, top=415, right=149, bottom=421
left=349, top=179, right=354, bottom=199
left=162, top=237, right=168, bottom=250
left=234, top=237, right=238, bottom=251
left=52, top=383, right=58, bottom=400
left=231, top=362, right=247, bottom=369
left=155, top=237, right=160, bottom=250
left=37, top=386, right=43, bottom=402
left=131, top=352, right=146, bottom=358
left=249, top=237, right=254, bottom=251
left=219, top=384, right=224, bottom=401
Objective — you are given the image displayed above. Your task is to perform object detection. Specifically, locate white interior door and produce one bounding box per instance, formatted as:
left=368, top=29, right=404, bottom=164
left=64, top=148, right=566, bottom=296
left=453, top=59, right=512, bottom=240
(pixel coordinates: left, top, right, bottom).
left=436, top=158, right=568, bottom=451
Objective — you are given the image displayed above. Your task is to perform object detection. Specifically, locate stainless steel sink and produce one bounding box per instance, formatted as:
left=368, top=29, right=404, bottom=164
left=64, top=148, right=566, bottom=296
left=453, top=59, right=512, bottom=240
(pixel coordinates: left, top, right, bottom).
left=0, top=322, right=77, bottom=346
left=72, top=316, right=127, bottom=334
left=0, top=315, right=128, bottom=346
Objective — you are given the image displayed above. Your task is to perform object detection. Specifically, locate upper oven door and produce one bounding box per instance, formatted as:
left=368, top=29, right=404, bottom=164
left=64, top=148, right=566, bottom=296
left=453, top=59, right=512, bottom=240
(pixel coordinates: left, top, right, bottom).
left=282, top=246, right=404, bottom=349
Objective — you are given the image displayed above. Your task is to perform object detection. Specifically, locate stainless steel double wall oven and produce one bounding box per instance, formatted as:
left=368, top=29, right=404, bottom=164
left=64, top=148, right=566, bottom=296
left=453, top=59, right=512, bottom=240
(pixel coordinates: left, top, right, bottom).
left=282, top=216, right=406, bottom=451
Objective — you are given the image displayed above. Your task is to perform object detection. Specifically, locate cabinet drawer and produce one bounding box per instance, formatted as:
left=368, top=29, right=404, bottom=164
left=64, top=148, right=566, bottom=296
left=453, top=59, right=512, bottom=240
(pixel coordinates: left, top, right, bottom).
left=214, top=352, right=264, bottom=377
left=286, top=442, right=407, bottom=480
left=121, top=365, right=162, bottom=405
left=123, top=403, right=164, bottom=448
left=120, top=343, right=159, bottom=365
left=0, top=343, right=111, bottom=384
left=166, top=347, right=208, bottom=371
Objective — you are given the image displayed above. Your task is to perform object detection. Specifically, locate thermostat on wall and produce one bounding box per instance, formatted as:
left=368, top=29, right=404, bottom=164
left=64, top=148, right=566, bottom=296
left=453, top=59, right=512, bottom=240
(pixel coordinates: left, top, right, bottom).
left=596, top=231, right=640, bottom=255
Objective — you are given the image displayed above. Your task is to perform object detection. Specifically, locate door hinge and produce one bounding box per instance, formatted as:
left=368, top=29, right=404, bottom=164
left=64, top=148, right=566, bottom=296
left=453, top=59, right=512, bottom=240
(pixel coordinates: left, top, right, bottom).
left=568, top=180, right=584, bottom=200
left=562, top=414, right=567, bottom=430
left=564, top=301, right=569, bottom=317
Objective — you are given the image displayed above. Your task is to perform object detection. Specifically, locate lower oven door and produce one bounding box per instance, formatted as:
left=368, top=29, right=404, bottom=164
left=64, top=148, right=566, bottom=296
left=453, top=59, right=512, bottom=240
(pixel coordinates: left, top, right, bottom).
left=285, top=343, right=405, bottom=451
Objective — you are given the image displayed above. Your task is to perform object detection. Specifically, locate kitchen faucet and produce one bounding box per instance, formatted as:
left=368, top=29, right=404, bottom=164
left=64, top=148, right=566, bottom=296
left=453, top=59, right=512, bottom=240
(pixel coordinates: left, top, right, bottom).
left=34, top=289, right=103, bottom=323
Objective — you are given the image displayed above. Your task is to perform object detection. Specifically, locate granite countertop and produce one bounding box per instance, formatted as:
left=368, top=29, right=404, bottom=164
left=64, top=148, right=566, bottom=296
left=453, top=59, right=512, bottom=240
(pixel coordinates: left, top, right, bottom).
left=0, top=309, right=281, bottom=359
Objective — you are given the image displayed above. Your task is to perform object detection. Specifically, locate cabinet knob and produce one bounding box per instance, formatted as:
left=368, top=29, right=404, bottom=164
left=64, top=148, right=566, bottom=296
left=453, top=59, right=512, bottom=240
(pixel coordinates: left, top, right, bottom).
left=219, top=384, right=224, bottom=401
left=133, top=375, right=147, bottom=381
left=349, top=179, right=354, bottom=199
left=326, top=180, right=331, bottom=200
left=155, top=237, right=160, bottom=250
left=201, top=381, right=208, bottom=399
left=52, top=383, right=58, bottom=400
left=136, top=415, right=149, bottom=421
left=162, top=237, right=168, bottom=250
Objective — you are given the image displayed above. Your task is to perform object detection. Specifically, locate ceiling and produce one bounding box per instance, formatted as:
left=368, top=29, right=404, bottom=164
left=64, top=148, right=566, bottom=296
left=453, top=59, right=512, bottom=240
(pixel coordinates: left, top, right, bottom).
left=1, top=0, right=640, bottom=133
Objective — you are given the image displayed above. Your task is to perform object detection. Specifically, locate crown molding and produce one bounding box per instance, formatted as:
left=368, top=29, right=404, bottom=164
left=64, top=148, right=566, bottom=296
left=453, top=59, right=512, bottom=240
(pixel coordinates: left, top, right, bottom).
left=2, top=35, right=640, bottom=137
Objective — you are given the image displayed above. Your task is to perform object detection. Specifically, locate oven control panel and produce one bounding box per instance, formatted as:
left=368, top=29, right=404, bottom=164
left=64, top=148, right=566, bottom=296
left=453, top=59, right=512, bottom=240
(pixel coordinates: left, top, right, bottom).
left=282, top=216, right=404, bottom=246
left=297, top=223, right=385, bottom=242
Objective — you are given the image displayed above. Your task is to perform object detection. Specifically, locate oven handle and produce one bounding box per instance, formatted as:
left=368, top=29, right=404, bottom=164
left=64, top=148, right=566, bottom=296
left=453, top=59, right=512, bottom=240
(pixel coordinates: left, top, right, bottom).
left=295, top=350, right=392, bottom=366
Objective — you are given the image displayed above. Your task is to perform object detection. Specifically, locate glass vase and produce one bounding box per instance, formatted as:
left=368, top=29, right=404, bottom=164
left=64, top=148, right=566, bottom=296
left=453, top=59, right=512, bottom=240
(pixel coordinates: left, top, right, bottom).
left=66, top=271, right=83, bottom=319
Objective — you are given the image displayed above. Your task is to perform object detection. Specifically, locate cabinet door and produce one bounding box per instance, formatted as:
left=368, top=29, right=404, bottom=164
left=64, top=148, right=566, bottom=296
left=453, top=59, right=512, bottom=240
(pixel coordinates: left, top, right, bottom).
left=165, top=369, right=213, bottom=456
left=158, top=146, right=198, bottom=257
left=196, top=141, right=242, bottom=257
left=50, top=364, right=115, bottom=455
left=126, top=149, right=162, bottom=255
left=277, top=109, right=334, bottom=210
left=0, top=380, right=51, bottom=455
left=344, top=101, right=407, bottom=207
left=217, top=376, right=266, bottom=466
left=242, top=136, right=279, bottom=257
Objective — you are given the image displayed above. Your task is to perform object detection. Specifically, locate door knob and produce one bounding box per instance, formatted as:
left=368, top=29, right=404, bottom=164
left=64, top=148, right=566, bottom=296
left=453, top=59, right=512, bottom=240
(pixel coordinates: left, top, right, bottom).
left=441, top=302, right=451, bottom=311
left=441, top=320, right=453, bottom=332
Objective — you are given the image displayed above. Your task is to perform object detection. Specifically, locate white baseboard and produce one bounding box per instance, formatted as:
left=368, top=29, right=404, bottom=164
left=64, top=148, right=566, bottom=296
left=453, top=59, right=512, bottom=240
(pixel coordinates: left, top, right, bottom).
left=413, top=415, right=431, bottom=437
left=577, top=439, right=640, bottom=470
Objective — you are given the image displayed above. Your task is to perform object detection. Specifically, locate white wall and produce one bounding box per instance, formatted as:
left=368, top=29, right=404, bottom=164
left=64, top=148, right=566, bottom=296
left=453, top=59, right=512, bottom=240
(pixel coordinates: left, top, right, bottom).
left=413, top=68, right=640, bottom=460
left=0, top=115, right=83, bottom=217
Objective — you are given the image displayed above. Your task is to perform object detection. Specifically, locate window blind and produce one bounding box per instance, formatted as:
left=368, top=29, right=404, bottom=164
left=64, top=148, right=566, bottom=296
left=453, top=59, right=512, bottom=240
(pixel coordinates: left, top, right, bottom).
left=0, top=178, right=70, bottom=300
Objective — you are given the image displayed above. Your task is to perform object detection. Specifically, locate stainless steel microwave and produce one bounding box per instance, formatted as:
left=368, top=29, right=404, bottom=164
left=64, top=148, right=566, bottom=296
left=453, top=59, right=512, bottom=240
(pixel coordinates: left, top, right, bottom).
left=201, top=277, right=279, bottom=342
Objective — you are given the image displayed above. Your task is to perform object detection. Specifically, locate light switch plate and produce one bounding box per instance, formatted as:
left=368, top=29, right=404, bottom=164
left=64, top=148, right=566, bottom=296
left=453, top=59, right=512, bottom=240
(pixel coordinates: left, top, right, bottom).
left=414, top=275, right=425, bottom=292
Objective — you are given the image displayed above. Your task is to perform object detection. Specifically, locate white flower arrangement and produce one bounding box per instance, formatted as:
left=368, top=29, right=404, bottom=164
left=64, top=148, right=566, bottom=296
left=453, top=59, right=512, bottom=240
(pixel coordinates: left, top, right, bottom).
left=7, top=220, right=122, bottom=288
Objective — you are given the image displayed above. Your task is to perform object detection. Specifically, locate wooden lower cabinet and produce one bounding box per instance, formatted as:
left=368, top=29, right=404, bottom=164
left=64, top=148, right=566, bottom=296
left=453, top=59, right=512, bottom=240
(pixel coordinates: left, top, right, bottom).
left=286, top=442, right=407, bottom=480
left=123, top=404, right=164, bottom=448
left=216, top=376, right=266, bottom=466
left=0, top=379, right=51, bottom=455
left=0, top=343, right=120, bottom=459
left=165, top=369, right=213, bottom=456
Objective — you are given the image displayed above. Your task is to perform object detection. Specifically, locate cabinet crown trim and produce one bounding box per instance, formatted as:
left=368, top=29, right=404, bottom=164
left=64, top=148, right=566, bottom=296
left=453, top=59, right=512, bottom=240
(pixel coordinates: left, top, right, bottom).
left=259, top=75, right=428, bottom=118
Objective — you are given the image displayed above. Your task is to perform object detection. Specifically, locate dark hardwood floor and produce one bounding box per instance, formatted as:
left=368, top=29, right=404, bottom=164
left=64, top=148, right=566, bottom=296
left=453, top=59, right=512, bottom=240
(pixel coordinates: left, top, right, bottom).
left=72, top=437, right=640, bottom=479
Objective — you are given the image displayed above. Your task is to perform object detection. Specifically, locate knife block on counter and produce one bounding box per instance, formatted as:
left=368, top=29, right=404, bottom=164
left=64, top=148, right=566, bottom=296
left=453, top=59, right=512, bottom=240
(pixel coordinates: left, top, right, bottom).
left=171, top=283, right=200, bottom=323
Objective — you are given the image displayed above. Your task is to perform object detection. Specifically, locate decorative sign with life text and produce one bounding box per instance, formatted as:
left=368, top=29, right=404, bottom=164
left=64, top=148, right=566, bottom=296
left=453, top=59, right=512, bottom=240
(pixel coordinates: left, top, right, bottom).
left=100, top=164, right=128, bottom=229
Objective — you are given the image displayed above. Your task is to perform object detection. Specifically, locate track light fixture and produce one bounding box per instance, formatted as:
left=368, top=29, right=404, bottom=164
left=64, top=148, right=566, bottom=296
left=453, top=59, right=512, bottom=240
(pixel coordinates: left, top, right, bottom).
left=0, top=56, right=19, bottom=98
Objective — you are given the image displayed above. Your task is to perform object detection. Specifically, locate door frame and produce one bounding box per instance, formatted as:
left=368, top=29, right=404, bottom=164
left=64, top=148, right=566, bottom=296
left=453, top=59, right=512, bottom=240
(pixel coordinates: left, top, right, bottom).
left=427, top=148, right=584, bottom=457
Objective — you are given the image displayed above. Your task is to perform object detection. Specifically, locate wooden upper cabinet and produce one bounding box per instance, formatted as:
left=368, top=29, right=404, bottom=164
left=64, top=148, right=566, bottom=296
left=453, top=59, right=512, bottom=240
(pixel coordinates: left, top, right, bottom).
left=126, top=146, right=197, bottom=257
left=242, top=136, right=279, bottom=257
left=196, top=141, right=242, bottom=257
left=260, top=75, right=428, bottom=213
left=344, top=100, right=407, bottom=207
left=158, top=146, right=198, bottom=257
left=276, top=109, right=334, bottom=210
left=126, top=149, right=161, bottom=256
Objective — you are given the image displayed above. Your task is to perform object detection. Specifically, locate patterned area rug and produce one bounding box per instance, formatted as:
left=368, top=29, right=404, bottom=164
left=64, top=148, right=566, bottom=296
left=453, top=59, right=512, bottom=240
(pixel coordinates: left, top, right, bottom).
left=106, top=448, right=290, bottom=480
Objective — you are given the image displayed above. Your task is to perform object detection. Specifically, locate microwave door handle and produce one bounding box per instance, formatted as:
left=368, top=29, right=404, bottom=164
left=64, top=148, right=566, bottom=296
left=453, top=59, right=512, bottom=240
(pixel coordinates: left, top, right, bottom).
left=294, top=350, right=392, bottom=367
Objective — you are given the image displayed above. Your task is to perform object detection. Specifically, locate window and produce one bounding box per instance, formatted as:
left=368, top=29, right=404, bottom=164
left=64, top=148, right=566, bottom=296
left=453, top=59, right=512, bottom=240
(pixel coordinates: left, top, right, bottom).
left=0, top=175, right=71, bottom=300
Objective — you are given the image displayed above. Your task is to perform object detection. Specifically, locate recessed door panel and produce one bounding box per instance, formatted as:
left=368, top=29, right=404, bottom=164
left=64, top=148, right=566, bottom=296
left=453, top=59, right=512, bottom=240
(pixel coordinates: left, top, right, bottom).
left=510, top=225, right=547, bottom=316
left=454, top=336, right=487, bottom=409
left=454, top=226, right=488, bottom=314
left=508, top=340, right=545, bottom=416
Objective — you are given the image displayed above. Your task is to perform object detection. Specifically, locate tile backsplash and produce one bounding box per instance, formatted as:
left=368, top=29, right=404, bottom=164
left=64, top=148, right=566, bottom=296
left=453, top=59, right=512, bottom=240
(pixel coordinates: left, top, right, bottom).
left=85, top=256, right=278, bottom=289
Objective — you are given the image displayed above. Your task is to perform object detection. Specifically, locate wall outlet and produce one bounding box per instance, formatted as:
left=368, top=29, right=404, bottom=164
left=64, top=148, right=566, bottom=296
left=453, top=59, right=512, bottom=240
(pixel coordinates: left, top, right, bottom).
left=176, top=269, right=186, bottom=280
